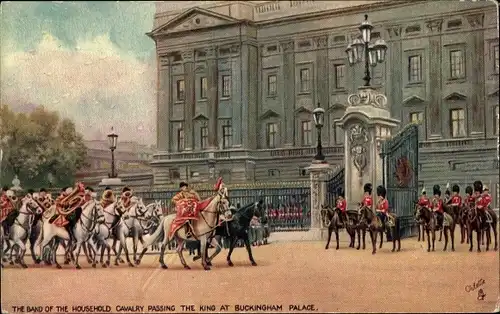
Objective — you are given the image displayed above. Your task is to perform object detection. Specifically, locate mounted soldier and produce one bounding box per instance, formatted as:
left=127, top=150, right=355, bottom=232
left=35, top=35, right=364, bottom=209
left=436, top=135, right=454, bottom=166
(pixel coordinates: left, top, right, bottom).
left=375, top=185, right=389, bottom=229
left=431, top=185, right=444, bottom=230
left=100, top=186, right=116, bottom=211
left=474, top=181, right=492, bottom=224
left=418, top=187, right=430, bottom=209
left=336, top=191, right=347, bottom=226
left=171, top=181, right=202, bottom=237
left=465, top=186, right=475, bottom=208
left=117, top=186, right=134, bottom=214
left=1, top=186, right=19, bottom=236
left=84, top=186, right=94, bottom=202
left=444, top=183, right=452, bottom=206
left=50, top=183, right=85, bottom=238
left=361, top=183, right=373, bottom=209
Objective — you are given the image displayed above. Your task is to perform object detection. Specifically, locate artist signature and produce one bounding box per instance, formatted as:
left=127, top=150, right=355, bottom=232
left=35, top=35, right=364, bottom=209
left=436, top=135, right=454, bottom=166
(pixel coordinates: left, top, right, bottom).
left=464, top=278, right=486, bottom=293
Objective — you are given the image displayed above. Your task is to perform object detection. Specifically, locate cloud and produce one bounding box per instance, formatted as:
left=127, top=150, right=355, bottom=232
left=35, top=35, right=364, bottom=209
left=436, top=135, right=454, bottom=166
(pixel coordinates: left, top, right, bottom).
left=0, top=32, right=157, bottom=145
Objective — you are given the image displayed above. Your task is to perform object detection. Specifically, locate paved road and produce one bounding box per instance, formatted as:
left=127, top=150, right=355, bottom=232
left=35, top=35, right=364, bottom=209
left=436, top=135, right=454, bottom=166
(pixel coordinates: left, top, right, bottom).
left=2, top=230, right=498, bottom=313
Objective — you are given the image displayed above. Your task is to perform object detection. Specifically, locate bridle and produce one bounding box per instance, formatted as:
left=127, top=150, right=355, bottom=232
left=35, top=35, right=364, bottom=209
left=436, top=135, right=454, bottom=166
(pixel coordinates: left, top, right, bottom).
left=78, top=200, right=101, bottom=234
left=197, top=187, right=229, bottom=234
left=12, top=197, right=42, bottom=233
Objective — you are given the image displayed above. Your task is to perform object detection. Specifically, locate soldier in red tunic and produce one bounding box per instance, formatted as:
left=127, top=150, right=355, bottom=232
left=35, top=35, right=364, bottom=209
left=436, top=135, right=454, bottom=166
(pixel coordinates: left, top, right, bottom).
left=482, top=185, right=492, bottom=210
left=418, top=187, right=430, bottom=208
left=361, top=183, right=373, bottom=209
left=473, top=181, right=487, bottom=223
left=0, top=186, right=15, bottom=224
left=431, top=185, right=444, bottom=229
left=465, top=186, right=474, bottom=208
left=450, top=184, right=462, bottom=207
left=336, top=191, right=347, bottom=225
left=375, top=185, right=389, bottom=229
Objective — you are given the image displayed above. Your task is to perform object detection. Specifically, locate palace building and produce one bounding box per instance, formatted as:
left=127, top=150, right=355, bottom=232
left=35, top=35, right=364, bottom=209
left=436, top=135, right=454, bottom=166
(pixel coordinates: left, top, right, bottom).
left=149, top=0, right=499, bottom=202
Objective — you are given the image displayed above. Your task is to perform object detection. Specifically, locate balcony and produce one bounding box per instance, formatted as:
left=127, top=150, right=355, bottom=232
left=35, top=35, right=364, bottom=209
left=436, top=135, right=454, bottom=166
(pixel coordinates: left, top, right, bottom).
left=419, top=137, right=497, bottom=151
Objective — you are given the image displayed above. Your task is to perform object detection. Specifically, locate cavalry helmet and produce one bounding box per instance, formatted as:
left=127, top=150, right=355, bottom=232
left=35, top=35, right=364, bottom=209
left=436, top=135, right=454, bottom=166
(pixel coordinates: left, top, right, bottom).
left=421, top=187, right=426, bottom=195
left=452, top=184, right=460, bottom=193
left=376, top=185, right=386, bottom=198
left=473, top=181, right=483, bottom=193
left=483, top=185, right=489, bottom=191
left=179, top=182, right=188, bottom=189
left=122, top=186, right=131, bottom=193
left=364, top=183, right=373, bottom=194
left=433, top=185, right=441, bottom=196
left=465, top=186, right=473, bottom=195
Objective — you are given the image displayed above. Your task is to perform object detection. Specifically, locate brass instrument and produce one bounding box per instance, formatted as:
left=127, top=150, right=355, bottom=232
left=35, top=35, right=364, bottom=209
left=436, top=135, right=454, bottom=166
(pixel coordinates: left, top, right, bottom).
left=58, top=187, right=84, bottom=215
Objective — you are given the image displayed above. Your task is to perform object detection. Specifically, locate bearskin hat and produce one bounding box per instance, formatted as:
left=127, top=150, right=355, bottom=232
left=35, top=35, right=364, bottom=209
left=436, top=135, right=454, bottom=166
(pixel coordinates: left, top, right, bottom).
left=376, top=185, right=386, bottom=198
left=2, top=186, right=9, bottom=192
left=179, top=182, right=188, bottom=189
left=364, top=183, right=373, bottom=194
left=27, top=189, right=35, bottom=194
left=473, top=180, right=483, bottom=193
left=105, top=186, right=112, bottom=190
left=465, top=186, right=473, bottom=195
left=122, top=186, right=131, bottom=193
left=339, top=190, right=345, bottom=198
left=40, top=188, right=47, bottom=193
left=452, top=184, right=460, bottom=193
left=86, top=187, right=94, bottom=192
left=433, top=185, right=441, bottom=196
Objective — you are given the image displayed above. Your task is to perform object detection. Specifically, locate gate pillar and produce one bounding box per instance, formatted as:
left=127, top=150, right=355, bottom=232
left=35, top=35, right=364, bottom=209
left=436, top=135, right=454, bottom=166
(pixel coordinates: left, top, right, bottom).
left=306, top=162, right=331, bottom=240
left=337, top=87, right=400, bottom=209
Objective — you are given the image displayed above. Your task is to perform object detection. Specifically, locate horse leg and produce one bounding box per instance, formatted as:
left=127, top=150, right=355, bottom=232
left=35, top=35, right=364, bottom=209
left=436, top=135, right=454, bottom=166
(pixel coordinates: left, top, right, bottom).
left=335, top=229, right=340, bottom=250
left=112, top=238, right=124, bottom=264
left=476, top=229, right=482, bottom=253
left=227, top=237, right=238, bottom=267
left=158, top=241, right=168, bottom=269
left=82, top=242, right=92, bottom=264
left=356, top=228, right=361, bottom=250
left=132, top=234, right=139, bottom=265
left=379, top=229, right=384, bottom=249
left=450, top=225, right=455, bottom=252
left=468, top=225, right=474, bottom=252
left=438, top=229, right=442, bottom=242
left=443, top=227, right=448, bottom=251
left=421, top=224, right=425, bottom=242
left=175, top=237, right=190, bottom=270
left=73, top=241, right=83, bottom=269
left=199, top=236, right=210, bottom=271
left=52, top=239, right=63, bottom=269
left=370, top=230, right=377, bottom=255
left=431, top=229, right=436, bottom=251
left=460, top=223, right=465, bottom=244
left=325, top=226, right=332, bottom=250
left=242, top=235, right=257, bottom=266
left=486, top=226, right=491, bottom=251
left=119, top=233, right=134, bottom=267
left=207, top=236, right=222, bottom=264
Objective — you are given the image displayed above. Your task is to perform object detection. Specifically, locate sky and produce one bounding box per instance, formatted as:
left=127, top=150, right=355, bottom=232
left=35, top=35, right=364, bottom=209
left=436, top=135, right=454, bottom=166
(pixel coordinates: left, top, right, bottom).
left=1, top=1, right=158, bottom=145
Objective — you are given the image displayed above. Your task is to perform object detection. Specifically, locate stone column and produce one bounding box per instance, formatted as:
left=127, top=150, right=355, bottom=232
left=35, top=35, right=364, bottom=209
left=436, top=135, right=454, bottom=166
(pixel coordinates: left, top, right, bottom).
left=338, top=87, right=399, bottom=209
left=157, top=55, right=171, bottom=151
left=306, top=162, right=331, bottom=240
left=425, top=19, right=443, bottom=138
left=280, top=40, right=295, bottom=147
left=206, top=47, right=218, bottom=149
left=466, top=13, right=485, bottom=136
left=385, top=26, right=403, bottom=121
left=182, top=50, right=195, bottom=151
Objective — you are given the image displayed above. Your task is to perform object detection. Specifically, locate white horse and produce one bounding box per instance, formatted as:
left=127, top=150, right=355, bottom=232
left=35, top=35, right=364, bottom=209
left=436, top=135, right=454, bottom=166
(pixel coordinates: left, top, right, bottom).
left=71, top=200, right=103, bottom=269
left=137, top=186, right=229, bottom=270
left=114, top=197, right=158, bottom=267
left=1, top=195, right=43, bottom=268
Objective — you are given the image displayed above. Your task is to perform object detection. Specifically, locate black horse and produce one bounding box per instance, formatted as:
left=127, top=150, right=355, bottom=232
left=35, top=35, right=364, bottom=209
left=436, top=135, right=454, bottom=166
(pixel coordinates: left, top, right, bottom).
left=193, top=200, right=263, bottom=267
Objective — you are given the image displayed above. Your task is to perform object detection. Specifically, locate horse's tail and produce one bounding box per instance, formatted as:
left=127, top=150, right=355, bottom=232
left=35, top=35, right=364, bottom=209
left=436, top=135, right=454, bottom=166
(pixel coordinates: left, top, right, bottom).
left=144, top=216, right=166, bottom=247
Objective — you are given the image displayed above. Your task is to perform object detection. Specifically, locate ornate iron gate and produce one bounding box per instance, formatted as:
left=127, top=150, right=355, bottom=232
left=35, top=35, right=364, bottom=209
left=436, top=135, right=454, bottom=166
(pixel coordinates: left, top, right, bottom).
left=326, top=167, right=345, bottom=206
left=380, top=124, right=419, bottom=239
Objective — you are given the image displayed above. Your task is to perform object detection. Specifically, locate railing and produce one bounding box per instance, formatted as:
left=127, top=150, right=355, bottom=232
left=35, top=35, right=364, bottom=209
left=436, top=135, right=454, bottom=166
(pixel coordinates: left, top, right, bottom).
left=255, top=1, right=281, bottom=14
left=419, top=137, right=497, bottom=150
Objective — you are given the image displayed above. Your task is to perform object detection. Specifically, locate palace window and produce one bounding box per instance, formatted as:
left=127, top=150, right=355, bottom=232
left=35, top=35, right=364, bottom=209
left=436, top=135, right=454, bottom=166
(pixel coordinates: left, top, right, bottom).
left=176, top=80, right=185, bottom=101
left=268, top=169, right=280, bottom=177
left=450, top=50, right=465, bottom=79
left=200, top=126, right=208, bottom=149
left=334, top=64, right=345, bottom=89
left=222, top=75, right=231, bottom=97
left=408, top=55, right=422, bottom=82
left=200, top=77, right=207, bottom=99
left=299, top=68, right=310, bottom=93
left=177, top=127, right=184, bottom=152
left=494, top=45, right=499, bottom=74
left=267, top=75, right=277, bottom=96
left=301, top=120, right=313, bottom=146
left=450, top=109, right=466, bottom=138
left=222, top=121, right=232, bottom=149
left=266, top=123, right=278, bottom=148
left=410, top=112, right=424, bottom=124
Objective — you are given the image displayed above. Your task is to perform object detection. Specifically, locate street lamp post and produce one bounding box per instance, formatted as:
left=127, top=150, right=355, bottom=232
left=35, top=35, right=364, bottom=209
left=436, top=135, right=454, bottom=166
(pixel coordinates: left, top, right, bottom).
left=312, top=102, right=326, bottom=162
left=345, top=14, right=388, bottom=87
left=107, top=127, right=118, bottom=179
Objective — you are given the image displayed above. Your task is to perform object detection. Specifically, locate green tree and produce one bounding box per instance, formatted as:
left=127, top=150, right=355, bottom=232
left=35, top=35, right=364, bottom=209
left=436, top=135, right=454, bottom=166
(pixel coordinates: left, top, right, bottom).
left=0, top=104, right=88, bottom=189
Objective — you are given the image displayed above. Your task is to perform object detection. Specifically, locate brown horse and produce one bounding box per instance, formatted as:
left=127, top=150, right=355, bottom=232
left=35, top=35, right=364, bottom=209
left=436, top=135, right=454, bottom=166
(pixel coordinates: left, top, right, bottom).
left=358, top=207, right=401, bottom=254
left=458, top=205, right=469, bottom=244
left=320, top=205, right=356, bottom=250
left=415, top=205, right=437, bottom=252
left=465, top=205, right=484, bottom=252
left=482, top=209, right=498, bottom=251
left=414, top=204, right=426, bottom=242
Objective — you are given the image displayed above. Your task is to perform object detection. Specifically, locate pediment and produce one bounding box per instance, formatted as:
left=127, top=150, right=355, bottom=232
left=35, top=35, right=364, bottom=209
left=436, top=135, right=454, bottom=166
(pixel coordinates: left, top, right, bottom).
left=444, top=92, right=467, bottom=101
left=149, top=7, right=240, bottom=36
left=260, top=109, right=280, bottom=120
left=193, top=114, right=208, bottom=121
left=294, top=106, right=313, bottom=115
left=402, top=95, right=425, bottom=105
left=327, top=103, right=347, bottom=112
left=487, top=89, right=499, bottom=98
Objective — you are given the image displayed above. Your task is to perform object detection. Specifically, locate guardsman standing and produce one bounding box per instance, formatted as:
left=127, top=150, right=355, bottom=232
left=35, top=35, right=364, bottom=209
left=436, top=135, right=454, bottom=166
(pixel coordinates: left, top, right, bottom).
left=375, top=185, right=389, bottom=229
left=432, top=185, right=444, bottom=229
left=361, top=183, right=373, bottom=209
left=418, top=187, right=430, bottom=208
left=336, top=191, right=347, bottom=225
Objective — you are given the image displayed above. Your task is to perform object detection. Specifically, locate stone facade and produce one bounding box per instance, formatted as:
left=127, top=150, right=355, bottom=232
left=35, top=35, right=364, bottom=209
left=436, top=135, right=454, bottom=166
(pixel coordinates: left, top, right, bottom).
left=150, top=0, right=499, bottom=203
